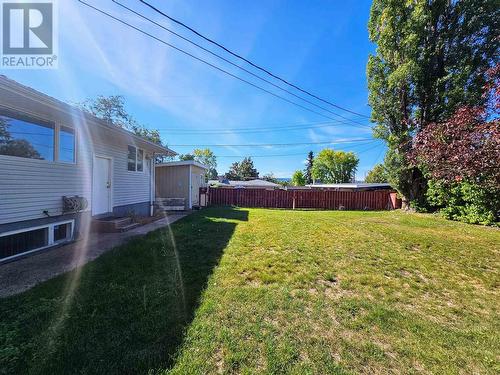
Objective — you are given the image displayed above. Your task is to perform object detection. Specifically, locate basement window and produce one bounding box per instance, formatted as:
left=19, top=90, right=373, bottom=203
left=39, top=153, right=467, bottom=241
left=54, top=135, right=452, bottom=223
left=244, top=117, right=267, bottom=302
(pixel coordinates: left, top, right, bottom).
left=0, top=220, right=74, bottom=262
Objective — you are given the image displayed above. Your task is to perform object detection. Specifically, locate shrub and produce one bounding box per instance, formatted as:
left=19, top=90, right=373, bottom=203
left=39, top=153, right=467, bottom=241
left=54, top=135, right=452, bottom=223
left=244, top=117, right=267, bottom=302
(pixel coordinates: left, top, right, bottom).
left=427, top=180, right=499, bottom=225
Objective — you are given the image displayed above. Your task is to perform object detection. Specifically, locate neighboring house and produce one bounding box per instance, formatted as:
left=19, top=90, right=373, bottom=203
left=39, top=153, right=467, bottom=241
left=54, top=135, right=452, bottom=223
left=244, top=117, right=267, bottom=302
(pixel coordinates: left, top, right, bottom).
left=208, top=178, right=281, bottom=189
left=0, top=76, right=175, bottom=262
left=305, top=183, right=393, bottom=191
left=155, top=160, right=208, bottom=209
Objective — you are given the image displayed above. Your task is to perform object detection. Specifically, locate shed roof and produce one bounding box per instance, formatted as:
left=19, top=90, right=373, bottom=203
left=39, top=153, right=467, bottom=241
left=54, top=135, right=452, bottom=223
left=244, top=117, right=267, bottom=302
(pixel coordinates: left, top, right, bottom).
left=156, top=160, right=209, bottom=169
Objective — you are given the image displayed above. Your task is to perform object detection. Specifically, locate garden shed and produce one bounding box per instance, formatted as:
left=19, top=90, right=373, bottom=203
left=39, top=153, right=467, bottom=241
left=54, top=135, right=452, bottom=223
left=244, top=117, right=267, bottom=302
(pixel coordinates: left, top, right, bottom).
left=155, top=161, right=208, bottom=209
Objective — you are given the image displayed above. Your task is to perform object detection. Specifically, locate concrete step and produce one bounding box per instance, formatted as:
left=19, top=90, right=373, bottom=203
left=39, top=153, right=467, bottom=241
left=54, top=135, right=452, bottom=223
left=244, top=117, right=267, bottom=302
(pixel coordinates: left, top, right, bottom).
left=117, top=223, right=140, bottom=232
left=113, top=217, right=132, bottom=227
left=92, top=216, right=134, bottom=233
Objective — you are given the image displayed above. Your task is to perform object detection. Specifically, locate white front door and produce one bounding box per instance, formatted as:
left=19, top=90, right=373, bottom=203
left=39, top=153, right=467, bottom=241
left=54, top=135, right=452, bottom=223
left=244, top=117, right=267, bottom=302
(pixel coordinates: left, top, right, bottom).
left=93, top=156, right=112, bottom=215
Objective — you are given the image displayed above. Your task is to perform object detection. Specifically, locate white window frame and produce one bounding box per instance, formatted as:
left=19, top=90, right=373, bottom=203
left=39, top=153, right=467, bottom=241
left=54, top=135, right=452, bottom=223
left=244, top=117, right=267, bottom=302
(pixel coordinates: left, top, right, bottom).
left=57, top=125, right=77, bottom=164
left=127, top=145, right=144, bottom=172
left=0, top=219, right=75, bottom=263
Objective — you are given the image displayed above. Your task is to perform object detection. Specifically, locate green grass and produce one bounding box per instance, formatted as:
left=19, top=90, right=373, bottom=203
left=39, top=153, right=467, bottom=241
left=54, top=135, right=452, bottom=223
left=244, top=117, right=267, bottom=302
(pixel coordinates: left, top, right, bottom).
left=1, top=207, right=499, bottom=374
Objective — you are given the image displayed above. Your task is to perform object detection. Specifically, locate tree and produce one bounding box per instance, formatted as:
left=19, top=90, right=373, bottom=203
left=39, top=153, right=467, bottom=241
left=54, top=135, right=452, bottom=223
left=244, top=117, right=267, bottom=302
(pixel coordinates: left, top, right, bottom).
left=192, top=148, right=218, bottom=180
left=365, top=164, right=388, bottom=183
left=180, top=149, right=218, bottom=180
left=226, top=157, right=259, bottom=180
left=291, top=170, right=306, bottom=186
left=304, top=151, right=314, bottom=184
left=262, top=173, right=278, bottom=184
left=311, top=149, right=359, bottom=183
left=367, top=0, right=499, bottom=209
left=0, top=139, right=42, bottom=159
left=78, top=95, right=164, bottom=146
left=410, top=66, right=499, bottom=224
left=0, top=117, right=42, bottom=159
left=179, top=153, right=195, bottom=161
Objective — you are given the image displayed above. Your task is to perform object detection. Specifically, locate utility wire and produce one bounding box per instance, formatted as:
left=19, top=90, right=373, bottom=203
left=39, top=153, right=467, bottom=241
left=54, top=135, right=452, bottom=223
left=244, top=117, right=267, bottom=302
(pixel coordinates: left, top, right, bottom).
left=138, top=0, right=371, bottom=119
left=77, top=1, right=369, bottom=129
left=168, top=138, right=376, bottom=147
left=213, top=141, right=382, bottom=158
left=157, top=121, right=338, bottom=134
left=113, top=0, right=370, bottom=128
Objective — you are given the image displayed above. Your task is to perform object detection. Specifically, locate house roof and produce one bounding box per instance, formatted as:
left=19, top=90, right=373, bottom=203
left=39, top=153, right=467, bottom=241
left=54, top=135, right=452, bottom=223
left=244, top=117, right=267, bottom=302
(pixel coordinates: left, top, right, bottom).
left=156, top=160, right=209, bottom=169
left=208, top=179, right=281, bottom=188
left=0, top=75, right=176, bottom=156
left=306, top=183, right=392, bottom=189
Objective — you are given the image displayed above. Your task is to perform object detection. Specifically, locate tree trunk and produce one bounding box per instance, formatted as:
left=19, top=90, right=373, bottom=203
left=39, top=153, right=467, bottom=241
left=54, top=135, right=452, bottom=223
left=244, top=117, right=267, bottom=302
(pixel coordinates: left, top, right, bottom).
left=400, top=167, right=428, bottom=211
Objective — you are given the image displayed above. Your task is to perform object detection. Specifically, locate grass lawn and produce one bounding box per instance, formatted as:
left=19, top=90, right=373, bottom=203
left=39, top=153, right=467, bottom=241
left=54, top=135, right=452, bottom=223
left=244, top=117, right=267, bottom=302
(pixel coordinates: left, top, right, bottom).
left=1, top=207, right=499, bottom=374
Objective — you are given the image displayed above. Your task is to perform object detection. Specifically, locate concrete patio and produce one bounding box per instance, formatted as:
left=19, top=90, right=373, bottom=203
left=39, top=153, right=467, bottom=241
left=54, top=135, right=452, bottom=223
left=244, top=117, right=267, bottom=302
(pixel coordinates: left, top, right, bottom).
left=0, top=213, right=188, bottom=298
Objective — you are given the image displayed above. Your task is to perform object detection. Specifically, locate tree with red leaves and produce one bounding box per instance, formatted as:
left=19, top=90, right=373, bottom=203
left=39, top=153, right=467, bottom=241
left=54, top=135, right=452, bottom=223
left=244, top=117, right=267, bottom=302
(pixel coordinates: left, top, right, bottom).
left=411, top=66, right=499, bottom=224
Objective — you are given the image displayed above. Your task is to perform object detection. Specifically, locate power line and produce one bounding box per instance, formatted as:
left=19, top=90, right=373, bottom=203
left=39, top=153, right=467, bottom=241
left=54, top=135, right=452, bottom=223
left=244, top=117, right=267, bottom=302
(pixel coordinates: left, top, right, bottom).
left=213, top=141, right=382, bottom=158
left=138, top=0, right=371, bottom=120
left=77, top=1, right=369, bottom=129
left=157, top=121, right=359, bottom=134
left=168, top=138, right=376, bottom=147
left=112, top=0, right=370, bottom=128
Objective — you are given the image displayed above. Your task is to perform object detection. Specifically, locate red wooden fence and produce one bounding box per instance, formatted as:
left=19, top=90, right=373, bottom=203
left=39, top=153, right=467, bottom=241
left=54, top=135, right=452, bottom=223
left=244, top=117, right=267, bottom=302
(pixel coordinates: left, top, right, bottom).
left=203, top=188, right=400, bottom=210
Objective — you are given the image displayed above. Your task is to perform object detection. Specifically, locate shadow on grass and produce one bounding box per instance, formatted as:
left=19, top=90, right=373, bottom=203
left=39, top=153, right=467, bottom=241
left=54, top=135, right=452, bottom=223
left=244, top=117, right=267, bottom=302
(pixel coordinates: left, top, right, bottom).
left=0, top=207, right=247, bottom=375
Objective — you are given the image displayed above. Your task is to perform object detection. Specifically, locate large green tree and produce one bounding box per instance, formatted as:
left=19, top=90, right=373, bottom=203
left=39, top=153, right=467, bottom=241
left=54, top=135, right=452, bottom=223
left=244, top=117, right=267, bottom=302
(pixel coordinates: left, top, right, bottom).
left=311, top=149, right=359, bottom=184
left=365, top=163, right=388, bottom=183
left=179, top=149, right=218, bottom=180
left=192, top=148, right=218, bottom=180
left=367, top=0, right=499, bottom=209
left=225, top=157, right=259, bottom=180
left=78, top=95, right=163, bottom=146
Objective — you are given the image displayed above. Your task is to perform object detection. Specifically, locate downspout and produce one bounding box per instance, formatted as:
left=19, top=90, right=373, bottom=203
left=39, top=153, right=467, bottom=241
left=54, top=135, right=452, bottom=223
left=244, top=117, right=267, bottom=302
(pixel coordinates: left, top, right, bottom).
left=150, top=153, right=155, bottom=216
left=188, top=164, right=192, bottom=209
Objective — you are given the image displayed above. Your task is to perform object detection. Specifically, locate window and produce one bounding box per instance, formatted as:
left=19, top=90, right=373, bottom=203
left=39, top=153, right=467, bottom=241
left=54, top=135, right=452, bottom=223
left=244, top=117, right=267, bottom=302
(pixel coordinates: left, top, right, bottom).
left=0, top=228, right=48, bottom=260
left=127, top=145, right=137, bottom=171
left=0, top=220, right=74, bottom=261
left=137, top=149, right=144, bottom=171
left=127, top=145, right=144, bottom=172
left=59, top=126, right=75, bottom=163
left=0, top=113, right=54, bottom=160
left=53, top=223, right=71, bottom=242
left=0, top=111, right=77, bottom=163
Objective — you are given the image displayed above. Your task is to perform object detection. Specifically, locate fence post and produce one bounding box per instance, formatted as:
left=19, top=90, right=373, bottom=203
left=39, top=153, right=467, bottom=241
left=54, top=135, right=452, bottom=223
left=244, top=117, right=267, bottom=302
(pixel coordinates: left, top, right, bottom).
left=292, top=191, right=296, bottom=210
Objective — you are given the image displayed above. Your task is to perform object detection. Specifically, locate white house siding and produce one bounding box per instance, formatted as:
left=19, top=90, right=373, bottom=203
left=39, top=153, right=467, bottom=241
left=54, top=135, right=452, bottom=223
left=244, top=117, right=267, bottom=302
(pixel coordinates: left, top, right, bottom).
left=0, top=79, right=167, bottom=227
left=0, top=131, right=154, bottom=225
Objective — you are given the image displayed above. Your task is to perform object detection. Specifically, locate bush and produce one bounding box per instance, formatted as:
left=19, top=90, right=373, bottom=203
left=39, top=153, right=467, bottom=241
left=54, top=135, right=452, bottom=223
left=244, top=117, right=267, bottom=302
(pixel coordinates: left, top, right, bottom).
left=427, top=180, right=499, bottom=225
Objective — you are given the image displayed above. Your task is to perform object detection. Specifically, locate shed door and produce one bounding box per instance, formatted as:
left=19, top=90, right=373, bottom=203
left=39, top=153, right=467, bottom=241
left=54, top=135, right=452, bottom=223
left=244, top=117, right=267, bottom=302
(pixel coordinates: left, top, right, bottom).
left=191, top=172, right=202, bottom=206
left=93, top=156, right=112, bottom=215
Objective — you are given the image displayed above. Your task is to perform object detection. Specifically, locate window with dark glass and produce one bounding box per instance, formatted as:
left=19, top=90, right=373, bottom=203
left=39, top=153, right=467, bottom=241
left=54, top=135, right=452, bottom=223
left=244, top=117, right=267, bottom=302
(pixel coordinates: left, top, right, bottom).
left=127, top=145, right=137, bottom=171
left=59, top=126, right=75, bottom=163
left=137, top=149, right=144, bottom=171
left=54, top=223, right=71, bottom=242
left=0, top=228, right=48, bottom=260
left=0, top=113, right=54, bottom=160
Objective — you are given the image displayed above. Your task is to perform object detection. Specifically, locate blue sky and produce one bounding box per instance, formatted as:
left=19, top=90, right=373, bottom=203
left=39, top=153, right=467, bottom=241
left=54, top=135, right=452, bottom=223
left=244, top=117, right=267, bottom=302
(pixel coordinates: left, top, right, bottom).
left=3, top=0, right=385, bottom=179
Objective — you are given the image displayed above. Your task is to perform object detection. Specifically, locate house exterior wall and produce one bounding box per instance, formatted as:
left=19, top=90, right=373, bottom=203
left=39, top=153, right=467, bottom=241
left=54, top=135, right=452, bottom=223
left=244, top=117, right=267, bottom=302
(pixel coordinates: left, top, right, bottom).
left=0, top=81, right=157, bottom=234
left=155, top=165, right=190, bottom=208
